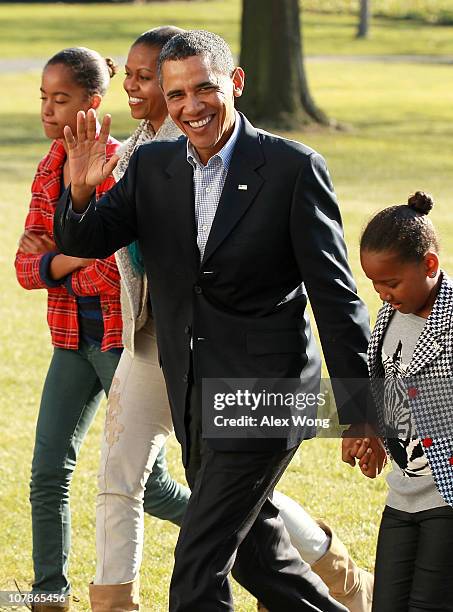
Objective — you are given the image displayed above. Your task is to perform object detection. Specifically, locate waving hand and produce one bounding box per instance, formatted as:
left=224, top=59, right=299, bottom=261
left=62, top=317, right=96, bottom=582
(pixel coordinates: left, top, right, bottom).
left=63, top=109, right=119, bottom=209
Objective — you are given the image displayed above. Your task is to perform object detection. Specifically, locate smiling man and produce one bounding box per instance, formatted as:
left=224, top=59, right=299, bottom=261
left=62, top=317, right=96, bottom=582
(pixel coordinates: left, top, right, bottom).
left=54, top=30, right=374, bottom=612
left=159, top=42, right=243, bottom=165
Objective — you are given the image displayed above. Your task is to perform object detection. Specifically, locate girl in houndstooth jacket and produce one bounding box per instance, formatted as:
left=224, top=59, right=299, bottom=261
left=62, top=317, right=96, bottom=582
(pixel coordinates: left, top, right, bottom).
left=360, top=191, right=453, bottom=612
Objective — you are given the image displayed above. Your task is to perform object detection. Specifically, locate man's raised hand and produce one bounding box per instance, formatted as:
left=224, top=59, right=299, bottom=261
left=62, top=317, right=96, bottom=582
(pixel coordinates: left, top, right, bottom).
left=63, top=109, right=119, bottom=210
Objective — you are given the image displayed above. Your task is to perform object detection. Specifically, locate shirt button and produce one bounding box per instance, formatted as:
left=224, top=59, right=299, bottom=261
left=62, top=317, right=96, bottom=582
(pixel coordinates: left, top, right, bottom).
left=194, top=285, right=202, bottom=295
left=184, top=325, right=191, bottom=334
left=206, top=187, right=211, bottom=193
left=102, top=304, right=110, bottom=313
left=202, top=224, right=208, bottom=231
left=182, top=374, right=189, bottom=383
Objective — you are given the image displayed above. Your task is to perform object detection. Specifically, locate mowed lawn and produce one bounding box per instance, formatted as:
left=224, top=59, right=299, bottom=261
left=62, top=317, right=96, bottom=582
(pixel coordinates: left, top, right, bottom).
left=1, top=3, right=453, bottom=610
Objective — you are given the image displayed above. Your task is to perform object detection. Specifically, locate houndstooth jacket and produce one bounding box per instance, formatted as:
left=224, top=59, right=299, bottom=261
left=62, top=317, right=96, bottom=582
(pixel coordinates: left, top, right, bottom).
left=368, top=272, right=453, bottom=507
left=113, top=116, right=182, bottom=354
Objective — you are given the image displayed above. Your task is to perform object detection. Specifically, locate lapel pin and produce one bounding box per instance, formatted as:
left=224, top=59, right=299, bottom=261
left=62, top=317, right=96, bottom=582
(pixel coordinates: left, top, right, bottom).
left=238, top=184, right=248, bottom=190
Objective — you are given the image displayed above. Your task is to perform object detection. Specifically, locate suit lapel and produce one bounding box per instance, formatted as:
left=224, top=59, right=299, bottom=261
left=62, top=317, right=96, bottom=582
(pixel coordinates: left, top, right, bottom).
left=201, top=115, right=265, bottom=266
left=368, top=303, right=393, bottom=378
left=165, top=142, right=200, bottom=272
left=406, top=274, right=452, bottom=376
left=406, top=327, right=444, bottom=376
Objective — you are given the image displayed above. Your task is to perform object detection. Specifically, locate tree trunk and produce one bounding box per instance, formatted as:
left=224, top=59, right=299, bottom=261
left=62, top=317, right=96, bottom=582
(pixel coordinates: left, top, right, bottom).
left=238, top=0, right=329, bottom=129
left=357, top=0, right=370, bottom=38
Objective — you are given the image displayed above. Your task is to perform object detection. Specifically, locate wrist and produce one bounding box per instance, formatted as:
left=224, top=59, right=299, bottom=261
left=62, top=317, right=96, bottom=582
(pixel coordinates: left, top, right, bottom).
left=49, top=254, right=82, bottom=280
left=341, top=422, right=376, bottom=438
left=70, top=184, right=95, bottom=212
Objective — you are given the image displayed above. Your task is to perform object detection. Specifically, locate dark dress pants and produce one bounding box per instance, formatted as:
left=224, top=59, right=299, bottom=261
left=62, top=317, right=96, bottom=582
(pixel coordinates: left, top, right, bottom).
left=168, top=384, right=346, bottom=612
left=372, top=505, right=453, bottom=612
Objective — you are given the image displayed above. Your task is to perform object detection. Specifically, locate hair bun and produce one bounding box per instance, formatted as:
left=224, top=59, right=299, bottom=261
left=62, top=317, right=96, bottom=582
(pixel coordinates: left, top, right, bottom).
left=407, top=191, right=434, bottom=215
left=105, top=57, right=118, bottom=78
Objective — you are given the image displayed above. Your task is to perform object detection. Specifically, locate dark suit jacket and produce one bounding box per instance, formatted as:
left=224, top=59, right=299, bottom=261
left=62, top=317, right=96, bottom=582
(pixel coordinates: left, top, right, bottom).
left=54, top=113, right=371, bottom=460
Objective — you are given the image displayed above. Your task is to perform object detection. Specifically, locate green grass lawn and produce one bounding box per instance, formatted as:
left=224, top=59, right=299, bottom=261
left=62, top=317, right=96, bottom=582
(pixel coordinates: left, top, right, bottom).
left=1, top=3, right=453, bottom=611
left=304, top=0, right=453, bottom=25
left=3, top=1, right=453, bottom=59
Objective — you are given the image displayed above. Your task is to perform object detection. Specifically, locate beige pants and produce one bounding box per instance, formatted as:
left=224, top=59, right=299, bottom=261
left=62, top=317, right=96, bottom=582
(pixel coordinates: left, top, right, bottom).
left=95, top=318, right=173, bottom=584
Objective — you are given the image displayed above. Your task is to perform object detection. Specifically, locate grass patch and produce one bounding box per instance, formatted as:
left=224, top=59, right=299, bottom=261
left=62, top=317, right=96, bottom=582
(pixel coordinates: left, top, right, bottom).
left=2, top=6, right=453, bottom=610
left=0, top=2, right=241, bottom=59
left=304, top=0, right=453, bottom=25
left=2, top=2, right=453, bottom=59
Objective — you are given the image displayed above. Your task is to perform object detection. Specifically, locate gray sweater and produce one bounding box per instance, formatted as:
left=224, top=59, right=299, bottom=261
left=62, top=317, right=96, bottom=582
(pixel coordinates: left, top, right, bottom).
left=382, top=310, right=448, bottom=512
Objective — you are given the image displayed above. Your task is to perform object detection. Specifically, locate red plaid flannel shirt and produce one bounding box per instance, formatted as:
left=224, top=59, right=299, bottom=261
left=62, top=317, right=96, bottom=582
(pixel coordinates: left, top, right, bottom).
left=15, top=137, right=123, bottom=351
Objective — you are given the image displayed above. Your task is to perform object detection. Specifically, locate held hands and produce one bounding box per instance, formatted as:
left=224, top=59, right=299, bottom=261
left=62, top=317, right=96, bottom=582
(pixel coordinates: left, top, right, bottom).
left=63, top=109, right=119, bottom=206
left=342, top=425, right=387, bottom=479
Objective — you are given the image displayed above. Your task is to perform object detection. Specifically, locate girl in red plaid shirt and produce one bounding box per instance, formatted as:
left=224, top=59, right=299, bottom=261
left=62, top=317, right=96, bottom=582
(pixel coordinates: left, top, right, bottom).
left=15, top=48, right=185, bottom=609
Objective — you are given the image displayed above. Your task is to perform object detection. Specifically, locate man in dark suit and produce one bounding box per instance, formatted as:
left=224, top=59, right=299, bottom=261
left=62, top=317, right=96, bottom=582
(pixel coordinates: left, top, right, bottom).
left=55, top=30, right=375, bottom=612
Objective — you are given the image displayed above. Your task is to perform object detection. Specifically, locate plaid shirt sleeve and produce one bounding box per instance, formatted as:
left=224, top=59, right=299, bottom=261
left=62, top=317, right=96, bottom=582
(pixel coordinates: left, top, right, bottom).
left=15, top=252, right=49, bottom=290
left=14, top=173, right=57, bottom=290
left=66, top=254, right=120, bottom=296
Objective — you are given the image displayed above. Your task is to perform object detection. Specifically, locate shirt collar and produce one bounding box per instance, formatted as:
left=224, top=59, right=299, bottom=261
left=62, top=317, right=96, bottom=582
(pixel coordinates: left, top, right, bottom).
left=43, top=139, right=67, bottom=173
left=186, top=110, right=241, bottom=171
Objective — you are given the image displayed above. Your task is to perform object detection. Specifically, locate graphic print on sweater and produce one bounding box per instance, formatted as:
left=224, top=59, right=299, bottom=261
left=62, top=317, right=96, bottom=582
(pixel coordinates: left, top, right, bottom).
left=382, top=340, right=431, bottom=477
